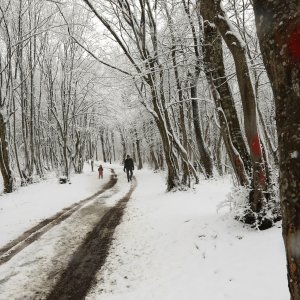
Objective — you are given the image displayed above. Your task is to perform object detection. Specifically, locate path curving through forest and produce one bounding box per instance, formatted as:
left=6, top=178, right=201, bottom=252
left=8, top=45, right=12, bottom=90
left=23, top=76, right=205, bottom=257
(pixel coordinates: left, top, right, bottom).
left=46, top=177, right=137, bottom=300
left=0, top=169, right=118, bottom=266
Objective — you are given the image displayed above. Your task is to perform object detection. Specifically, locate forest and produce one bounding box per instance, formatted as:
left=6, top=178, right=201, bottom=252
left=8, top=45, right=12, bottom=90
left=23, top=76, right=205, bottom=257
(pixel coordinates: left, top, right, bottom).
left=0, top=0, right=299, bottom=298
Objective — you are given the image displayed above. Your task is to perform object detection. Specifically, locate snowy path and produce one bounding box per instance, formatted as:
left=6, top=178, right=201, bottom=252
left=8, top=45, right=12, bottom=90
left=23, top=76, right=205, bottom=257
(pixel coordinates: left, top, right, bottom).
left=0, top=169, right=118, bottom=266
left=0, top=165, right=135, bottom=300
left=47, top=178, right=136, bottom=300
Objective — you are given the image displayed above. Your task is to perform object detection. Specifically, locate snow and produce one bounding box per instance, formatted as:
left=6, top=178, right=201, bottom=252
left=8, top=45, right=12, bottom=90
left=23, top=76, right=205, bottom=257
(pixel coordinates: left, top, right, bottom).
left=291, top=150, right=299, bottom=158
left=87, top=170, right=289, bottom=300
left=217, top=3, right=246, bottom=48
left=0, top=163, right=110, bottom=248
left=0, top=163, right=131, bottom=299
left=0, top=167, right=289, bottom=299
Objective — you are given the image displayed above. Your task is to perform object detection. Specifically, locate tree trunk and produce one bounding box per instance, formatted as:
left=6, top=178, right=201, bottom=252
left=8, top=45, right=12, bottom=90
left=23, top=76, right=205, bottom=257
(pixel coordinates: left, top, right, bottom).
left=62, top=137, right=69, bottom=178
left=135, top=131, right=143, bottom=170
left=209, top=77, right=249, bottom=187
left=166, top=5, right=190, bottom=185
left=201, top=15, right=248, bottom=186
left=253, top=1, right=300, bottom=297
left=257, top=105, right=279, bottom=167
left=215, top=133, right=223, bottom=176
left=111, top=132, right=116, bottom=162
left=200, top=0, right=268, bottom=215
left=28, top=5, right=36, bottom=179
left=0, top=113, right=14, bottom=193
left=158, top=146, right=164, bottom=170
left=181, top=0, right=213, bottom=179
left=150, top=147, right=159, bottom=171
left=150, top=91, right=180, bottom=190
left=120, top=130, right=126, bottom=163
left=200, top=8, right=252, bottom=176
left=190, top=81, right=213, bottom=178
left=132, top=142, right=136, bottom=162
left=100, top=130, right=107, bottom=162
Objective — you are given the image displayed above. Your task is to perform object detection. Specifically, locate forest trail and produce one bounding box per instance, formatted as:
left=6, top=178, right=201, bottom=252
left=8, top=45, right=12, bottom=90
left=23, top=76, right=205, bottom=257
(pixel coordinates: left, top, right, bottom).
left=47, top=177, right=137, bottom=300
left=0, top=169, right=136, bottom=300
left=0, top=169, right=118, bottom=266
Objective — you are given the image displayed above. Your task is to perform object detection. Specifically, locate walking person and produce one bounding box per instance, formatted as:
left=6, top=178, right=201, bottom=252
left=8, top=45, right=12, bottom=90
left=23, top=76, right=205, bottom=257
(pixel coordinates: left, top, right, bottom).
left=124, top=154, right=134, bottom=182
left=98, top=164, right=103, bottom=179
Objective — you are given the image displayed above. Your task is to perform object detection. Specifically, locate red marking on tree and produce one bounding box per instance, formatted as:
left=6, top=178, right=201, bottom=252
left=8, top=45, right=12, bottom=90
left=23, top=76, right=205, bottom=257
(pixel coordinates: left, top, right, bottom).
left=235, top=156, right=241, bottom=166
left=274, top=19, right=300, bottom=64
left=258, top=170, right=266, bottom=186
left=287, top=26, right=300, bottom=62
left=251, top=134, right=262, bottom=157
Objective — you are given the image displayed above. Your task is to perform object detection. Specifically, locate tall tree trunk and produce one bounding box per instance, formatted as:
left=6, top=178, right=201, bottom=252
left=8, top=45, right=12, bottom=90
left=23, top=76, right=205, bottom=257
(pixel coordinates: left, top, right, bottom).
left=215, top=133, right=223, bottom=176
left=253, top=1, right=300, bottom=298
left=100, top=130, right=107, bottom=162
left=209, top=78, right=249, bottom=187
left=12, top=95, right=23, bottom=182
left=158, top=146, right=164, bottom=170
left=132, top=142, right=136, bottom=162
left=17, top=28, right=30, bottom=178
left=28, top=3, right=36, bottom=179
left=200, top=0, right=268, bottom=216
left=0, top=113, right=14, bottom=193
left=62, top=137, right=69, bottom=178
left=135, top=130, right=143, bottom=170
left=181, top=0, right=213, bottom=179
left=111, top=132, right=116, bottom=162
left=35, top=64, right=44, bottom=178
left=190, top=80, right=213, bottom=178
left=200, top=8, right=252, bottom=176
left=151, top=94, right=180, bottom=190
left=120, top=130, right=126, bottom=163
left=201, top=24, right=248, bottom=185
left=165, top=5, right=190, bottom=185
left=150, top=147, right=159, bottom=171
left=257, top=105, right=279, bottom=167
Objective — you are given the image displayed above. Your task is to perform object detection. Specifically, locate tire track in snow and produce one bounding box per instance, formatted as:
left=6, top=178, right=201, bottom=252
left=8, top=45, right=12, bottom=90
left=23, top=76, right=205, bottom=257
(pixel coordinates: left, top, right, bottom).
left=0, top=169, right=118, bottom=266
left=46, top=177, right=137, bottom=300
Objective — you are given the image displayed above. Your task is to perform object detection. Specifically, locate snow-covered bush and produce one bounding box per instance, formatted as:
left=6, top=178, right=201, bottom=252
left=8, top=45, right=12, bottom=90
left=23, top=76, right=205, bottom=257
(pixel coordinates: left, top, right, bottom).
left=219, top=185, right=281, bottom=230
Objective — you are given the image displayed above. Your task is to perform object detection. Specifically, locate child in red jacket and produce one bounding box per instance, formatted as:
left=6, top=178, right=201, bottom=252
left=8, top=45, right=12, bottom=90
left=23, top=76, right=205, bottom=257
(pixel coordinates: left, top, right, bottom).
left=98, top=165, right=103, bottom=179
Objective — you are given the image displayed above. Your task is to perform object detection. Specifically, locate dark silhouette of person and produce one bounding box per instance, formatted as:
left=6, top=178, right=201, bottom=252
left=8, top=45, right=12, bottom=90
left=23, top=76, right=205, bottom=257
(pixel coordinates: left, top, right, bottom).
left=124, top=154, right=134, bottom=182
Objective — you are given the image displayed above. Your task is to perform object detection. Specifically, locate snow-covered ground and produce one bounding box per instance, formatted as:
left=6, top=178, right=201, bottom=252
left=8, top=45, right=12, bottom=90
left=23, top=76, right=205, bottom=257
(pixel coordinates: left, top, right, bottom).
left=0, top=162, right=111, bottom=248
left=88, top=169, right=289, bottom=300
left=0, top=166, right=289, bottom=299
left=0, top=163, right=131, bottom=299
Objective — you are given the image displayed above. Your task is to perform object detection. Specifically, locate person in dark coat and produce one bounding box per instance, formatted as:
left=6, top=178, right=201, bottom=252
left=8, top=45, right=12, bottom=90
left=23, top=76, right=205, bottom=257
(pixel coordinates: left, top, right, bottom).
left=124, top=154, right=134, bottom=182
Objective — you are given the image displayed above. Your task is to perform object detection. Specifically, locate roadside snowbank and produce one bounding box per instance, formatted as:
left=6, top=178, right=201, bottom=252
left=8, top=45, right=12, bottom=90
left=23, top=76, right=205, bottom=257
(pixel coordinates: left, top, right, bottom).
left=88, top=169, right=288, bottom=300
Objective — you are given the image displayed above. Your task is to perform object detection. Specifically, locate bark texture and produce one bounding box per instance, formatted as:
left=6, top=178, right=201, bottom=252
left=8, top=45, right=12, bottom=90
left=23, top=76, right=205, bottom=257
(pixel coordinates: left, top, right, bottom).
left=253, top=1, right=300, bottom=298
